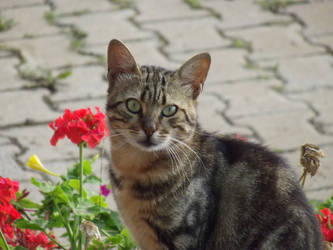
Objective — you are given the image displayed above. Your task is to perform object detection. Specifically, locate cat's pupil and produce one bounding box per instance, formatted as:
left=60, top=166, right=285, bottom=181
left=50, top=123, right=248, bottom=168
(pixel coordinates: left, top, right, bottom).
left=126, top=99, right=141, bottom=113
left=162, top=105, right=177, bottom=117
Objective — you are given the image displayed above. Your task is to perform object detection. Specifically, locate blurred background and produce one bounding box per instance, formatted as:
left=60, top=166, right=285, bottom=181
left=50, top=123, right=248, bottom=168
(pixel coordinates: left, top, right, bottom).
left=0, top=0, right=332, bottom=205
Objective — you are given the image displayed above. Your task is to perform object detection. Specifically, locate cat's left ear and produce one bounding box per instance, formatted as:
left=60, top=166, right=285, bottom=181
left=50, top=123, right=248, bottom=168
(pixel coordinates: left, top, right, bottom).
left=176, top=53, right=211, bottom=99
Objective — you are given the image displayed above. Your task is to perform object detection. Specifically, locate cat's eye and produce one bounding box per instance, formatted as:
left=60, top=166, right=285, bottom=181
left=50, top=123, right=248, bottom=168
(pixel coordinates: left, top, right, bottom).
left=126, top=99, right=141, bottom=114
left=162, top=105, right=178, bottom=117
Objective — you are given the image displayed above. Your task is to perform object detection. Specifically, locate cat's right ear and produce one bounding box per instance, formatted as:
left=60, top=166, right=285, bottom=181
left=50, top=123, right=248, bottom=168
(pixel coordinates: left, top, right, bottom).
left=107, top=39, right=141, bottom=82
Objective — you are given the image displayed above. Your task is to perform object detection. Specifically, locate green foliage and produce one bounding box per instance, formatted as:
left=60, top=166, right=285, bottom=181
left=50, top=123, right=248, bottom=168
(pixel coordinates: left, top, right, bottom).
left=44, top=11, right=56, bottom=25
left=18, top=64, right=72, bottom=92
left=258, top=0, right=297, bottom=12
left=313, top=196, right=333, bottom=213
left=12, top=154, right=135, bottom=249
left=0, top=16, right=15, bottom=32
left=185, top=0, right=201, bottom=9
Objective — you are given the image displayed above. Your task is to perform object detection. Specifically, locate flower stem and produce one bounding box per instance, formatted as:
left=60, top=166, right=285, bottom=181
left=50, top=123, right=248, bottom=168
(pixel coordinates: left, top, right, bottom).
left=0, top=228, right=10, bottom=250
left=42, top=229, right=67, bottom=250
left=78, top=142, right=84, bottom=250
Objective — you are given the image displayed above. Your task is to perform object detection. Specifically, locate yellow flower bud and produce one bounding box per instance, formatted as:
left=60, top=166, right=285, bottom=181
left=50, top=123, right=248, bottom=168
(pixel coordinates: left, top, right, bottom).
left=26, top=154, right=60, bottom=177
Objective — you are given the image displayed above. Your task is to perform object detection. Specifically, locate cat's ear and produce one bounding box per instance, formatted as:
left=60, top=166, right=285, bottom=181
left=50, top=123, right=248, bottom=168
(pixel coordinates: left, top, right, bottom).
left=107, top=39, right=141, bottom=82
left=177, top=53, right=211, bottom=99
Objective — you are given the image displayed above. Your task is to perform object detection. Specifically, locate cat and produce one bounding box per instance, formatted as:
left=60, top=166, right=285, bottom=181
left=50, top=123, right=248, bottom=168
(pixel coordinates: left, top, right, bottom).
left=105, top=39, right=323, bottom=250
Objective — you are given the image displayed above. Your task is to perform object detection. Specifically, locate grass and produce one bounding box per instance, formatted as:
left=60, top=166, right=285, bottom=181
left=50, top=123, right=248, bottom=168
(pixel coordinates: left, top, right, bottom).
left=232, top=39, right=252, bottom=51
left=0, top=16, right=15, bottom=32
left=70, top=28, right=88, bottom=51
left=19, top=64, right=72, bottom=92
left=44, top=11, right=56, bottom=25
left=185, top=0, right=201, bottom=9
left=258, top=0, right=298, bottom=12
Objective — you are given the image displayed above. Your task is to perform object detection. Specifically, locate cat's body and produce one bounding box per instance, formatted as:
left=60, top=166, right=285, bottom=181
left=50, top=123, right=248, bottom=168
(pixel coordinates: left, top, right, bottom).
left=106, top=39, right=323, bottom=250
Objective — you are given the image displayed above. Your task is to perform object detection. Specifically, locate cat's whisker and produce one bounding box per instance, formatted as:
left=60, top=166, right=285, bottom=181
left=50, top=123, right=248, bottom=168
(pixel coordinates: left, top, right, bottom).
left=170, top=137, right=205, bottom=169
left=170, top=142, right=193, bottom=181
left=169, top=144, right=191, bottom=183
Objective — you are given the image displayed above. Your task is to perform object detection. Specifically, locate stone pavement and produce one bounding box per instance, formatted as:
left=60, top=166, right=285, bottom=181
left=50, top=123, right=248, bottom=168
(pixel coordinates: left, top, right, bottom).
left=0, top=0, right=332, bottom=207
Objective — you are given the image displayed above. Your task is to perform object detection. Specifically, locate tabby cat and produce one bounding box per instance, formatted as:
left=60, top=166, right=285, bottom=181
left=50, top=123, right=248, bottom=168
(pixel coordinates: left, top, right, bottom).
left=106, top=39, right=323, bottom=250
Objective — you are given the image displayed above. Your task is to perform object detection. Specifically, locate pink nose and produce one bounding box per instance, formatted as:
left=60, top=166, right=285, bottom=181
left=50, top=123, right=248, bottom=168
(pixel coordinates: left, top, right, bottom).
left=144, top=126, right=156, bottom=137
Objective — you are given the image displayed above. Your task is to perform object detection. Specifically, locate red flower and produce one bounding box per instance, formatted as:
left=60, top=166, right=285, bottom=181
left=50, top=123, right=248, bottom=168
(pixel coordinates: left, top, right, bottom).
left=49, top=107, right=109, bottom=148
left=0, top=177, right=19, bottom=205
left=317, top=208, right=333, bottom=242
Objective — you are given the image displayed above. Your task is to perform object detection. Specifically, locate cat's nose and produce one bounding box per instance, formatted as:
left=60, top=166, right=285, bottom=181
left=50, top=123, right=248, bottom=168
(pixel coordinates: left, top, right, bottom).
left=143, top=120, right=156, bottom=137
left=144, top=125, right=156, bottom=137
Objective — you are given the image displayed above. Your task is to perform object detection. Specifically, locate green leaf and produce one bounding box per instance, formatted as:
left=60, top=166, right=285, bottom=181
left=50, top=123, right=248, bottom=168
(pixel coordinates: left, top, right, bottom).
left=0, top=231, right=11, bottom=250
left=52, top=186, right=70, bottom=204
left=84, top=175, right=101, bottom=184
left=73, top=199, right=95, bottom=217
left=14, top=198, right=41, bottom=209
left=90, top=195, right=108, bottom=208
left=69, top=179, right=87, bottom=198
left=31, top=177, right=55, bottom=193
left=56, top=70, right=72, bottom=79
left=83, top=160, right=92, bottom=175
left=15, top=218, right=45, bottom=230
left=14, top=247, right=28, bottom=250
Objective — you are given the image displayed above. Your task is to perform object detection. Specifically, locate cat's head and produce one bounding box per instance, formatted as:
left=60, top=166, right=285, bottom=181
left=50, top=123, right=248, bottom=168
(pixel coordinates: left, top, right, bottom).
left=106, top=39, right=210, bottom=152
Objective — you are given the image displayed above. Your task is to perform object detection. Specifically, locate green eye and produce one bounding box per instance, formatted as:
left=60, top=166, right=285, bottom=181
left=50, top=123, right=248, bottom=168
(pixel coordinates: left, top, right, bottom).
left=162, top=105, right=178, bottom=117
left=126, top=99, right=141, bottom=113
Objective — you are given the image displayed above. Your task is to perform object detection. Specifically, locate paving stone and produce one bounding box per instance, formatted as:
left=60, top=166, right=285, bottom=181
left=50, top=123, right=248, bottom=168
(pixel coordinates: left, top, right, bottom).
left=84, top=38, right=179, bottom=70
left=219, top=79, right=305, bottom=118
left=277, top=54, right=333, bottom=92
left=51, top=0, right=117, bottom=15
left=226, top=23, right=324, bottom=61
left=172, top=49, right=271, bottom=83
left=0, top=5, right=60, bottom=41
left=8, top=35, right=93, bottom=68
left=50, top=65, right=108, bottom=102
left=56, top=98, right=107, bottom=113
left=135, top=0, right=208, bottom=23
left=0, top=125, right=78, bottom=163
left=197, top=94, right=254, bottom=137
left=0, top=0, right=43, bottom=9
left=281, top=144, right=333, bottom=201
left=0, top=89, right=60, bottom=127
left=0, top=57, right=22, bottom=91
left=234, top=108, right=333, bottom=151
left=287, top=1, right=333, bottom=36
left=311, top=34, right=333, bottom=51
left=201, top=0, right=291, bottom=29
left=58, top=10, right=153, bottom=46
left=143, top=17, right=230, bottom=54
left=288, top=88, right=333, bottom=125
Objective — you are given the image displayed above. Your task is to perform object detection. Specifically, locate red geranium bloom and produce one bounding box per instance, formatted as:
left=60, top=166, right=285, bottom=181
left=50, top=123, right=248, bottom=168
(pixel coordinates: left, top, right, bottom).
left=0, top=177, right=19, bottom=205
left=316, top=208, right=333, bottom=242
left=49, top=107, right=109, bottom=148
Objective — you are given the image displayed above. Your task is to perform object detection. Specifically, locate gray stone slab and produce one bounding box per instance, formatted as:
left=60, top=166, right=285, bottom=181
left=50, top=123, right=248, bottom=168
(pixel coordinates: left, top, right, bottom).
left=8, top=35, right=93, bottom=68
left=287, top=1, right=333, bottom=36
left=143, top=17, right=230, bottom=54
left=311, top=34, right=333, bottom=51
left=220, top=79, right=306, bottom=118
left=277, top=54, right=333, bottom=92
left=50, top=65, right=108, bottom=102
left=171, top=49, right=271, bottom=83
left=197, top=94, right=254, bottom=137
left=0, top=89, right=60, bottom=127
left=201, top=0, right=291, bottom=29
left=56, top=98, right=107, bottom=112
left=51, top=0, right=117, bottom=15
left=58, top=10, right=153, bottom=46
left=0, top=0, right=43, bottom=9
left=83, top=38, right=179, bottom=70
left=135, top=0, right=208, bottom=23
left=234, top=108, right=333, bottom=151
left=0, top=57, right=22, bottom=90
left=288, top=88, right=333, bottom=125
left=0, top=124, right=79, bottom=163
left=0, top=5, right=60, bottom=41
left=281, top=144, right=333, bottom=201
left=227, top=23, right=324, bottom=61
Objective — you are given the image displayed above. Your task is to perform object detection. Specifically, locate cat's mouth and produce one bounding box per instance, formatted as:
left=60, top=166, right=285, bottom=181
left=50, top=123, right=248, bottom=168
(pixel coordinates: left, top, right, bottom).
left=138, top=139, right=157, bottom=148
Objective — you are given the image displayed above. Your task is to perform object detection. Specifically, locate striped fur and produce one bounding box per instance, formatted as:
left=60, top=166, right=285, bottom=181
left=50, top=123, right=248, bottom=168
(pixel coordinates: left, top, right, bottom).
left=106, top=40, right=323, bottom=250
